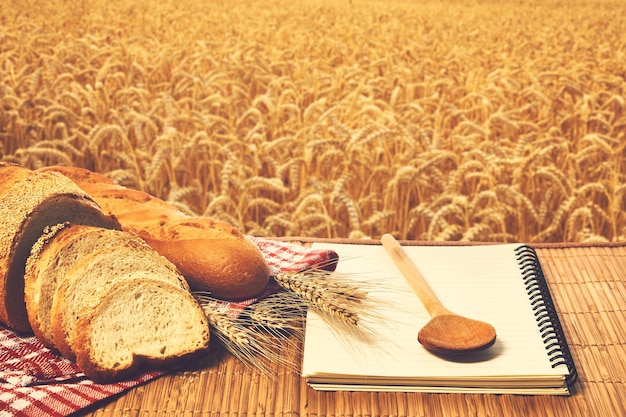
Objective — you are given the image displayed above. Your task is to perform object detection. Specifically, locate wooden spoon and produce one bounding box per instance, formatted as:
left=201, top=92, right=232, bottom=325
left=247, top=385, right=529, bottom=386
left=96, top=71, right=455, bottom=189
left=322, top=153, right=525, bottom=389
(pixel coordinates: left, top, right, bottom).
left=381, top=234, right=496, bottom=355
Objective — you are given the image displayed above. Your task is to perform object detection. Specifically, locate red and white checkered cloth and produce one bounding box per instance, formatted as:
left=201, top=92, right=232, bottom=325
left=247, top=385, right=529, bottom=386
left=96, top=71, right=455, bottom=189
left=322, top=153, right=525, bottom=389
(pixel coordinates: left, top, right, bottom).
left=0, top=237, right=337, bottom=417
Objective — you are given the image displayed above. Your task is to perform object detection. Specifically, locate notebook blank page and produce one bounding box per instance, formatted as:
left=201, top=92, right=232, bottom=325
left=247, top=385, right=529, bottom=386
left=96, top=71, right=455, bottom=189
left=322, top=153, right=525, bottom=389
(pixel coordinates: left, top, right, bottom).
left=302, top=243, right=569, bottom=381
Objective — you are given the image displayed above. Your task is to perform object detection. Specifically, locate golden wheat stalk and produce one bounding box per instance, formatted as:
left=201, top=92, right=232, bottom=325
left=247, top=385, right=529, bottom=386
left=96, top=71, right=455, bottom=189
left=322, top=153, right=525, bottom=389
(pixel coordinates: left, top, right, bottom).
left=273, top=269, right=376, bottom=331
left=193, top=266, right=384, bottom=373
left=193, top=292, right=305, bottom=374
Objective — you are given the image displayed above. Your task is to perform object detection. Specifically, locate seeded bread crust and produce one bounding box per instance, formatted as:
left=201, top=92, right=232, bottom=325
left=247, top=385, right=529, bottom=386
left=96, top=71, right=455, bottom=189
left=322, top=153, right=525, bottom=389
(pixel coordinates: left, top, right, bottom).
left=38, top=166, right=271, bottom=300
left=0, top=163, right=120, bottom=332
left=74, top=279, right=210, bottom=383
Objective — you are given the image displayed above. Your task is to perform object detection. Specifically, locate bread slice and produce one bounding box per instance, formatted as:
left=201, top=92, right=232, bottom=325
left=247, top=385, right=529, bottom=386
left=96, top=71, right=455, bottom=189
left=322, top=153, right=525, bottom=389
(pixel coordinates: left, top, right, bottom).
left=51, top=243, right=190, bottom=360
left=0, top=163, right=120, bottom=332
left=24, top=224, right=144, bottom=348
left=74, top=279, right=210, bottom=383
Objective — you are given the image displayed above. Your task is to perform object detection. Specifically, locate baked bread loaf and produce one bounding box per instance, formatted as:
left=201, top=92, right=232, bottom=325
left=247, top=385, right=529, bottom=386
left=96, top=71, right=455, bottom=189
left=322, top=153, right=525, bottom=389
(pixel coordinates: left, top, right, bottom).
left=0, top=163, right=120, bottom=332
left=1, top=163, right=210, bottom=383
left=74, top=279, right=210, bottom=383
left=38, top=166, right=271, bottom=300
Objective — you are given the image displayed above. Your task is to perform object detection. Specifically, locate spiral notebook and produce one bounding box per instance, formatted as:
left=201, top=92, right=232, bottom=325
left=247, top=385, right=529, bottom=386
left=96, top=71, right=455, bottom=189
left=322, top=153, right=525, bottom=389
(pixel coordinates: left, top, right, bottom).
left=302, top=243, right=577, bottom=395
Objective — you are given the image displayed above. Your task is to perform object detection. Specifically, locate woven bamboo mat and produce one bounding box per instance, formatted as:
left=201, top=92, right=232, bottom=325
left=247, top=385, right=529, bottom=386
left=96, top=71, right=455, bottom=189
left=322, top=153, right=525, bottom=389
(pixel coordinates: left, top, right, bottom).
left=78, top=242, right=626, bottom=417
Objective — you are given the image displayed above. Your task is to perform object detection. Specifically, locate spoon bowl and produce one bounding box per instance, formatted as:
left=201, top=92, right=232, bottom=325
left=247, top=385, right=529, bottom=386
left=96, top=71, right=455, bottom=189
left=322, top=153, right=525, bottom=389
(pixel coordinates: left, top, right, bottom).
left=418, top=314, right=497, bottom=355
left=381, top=234, right=497, bottom=355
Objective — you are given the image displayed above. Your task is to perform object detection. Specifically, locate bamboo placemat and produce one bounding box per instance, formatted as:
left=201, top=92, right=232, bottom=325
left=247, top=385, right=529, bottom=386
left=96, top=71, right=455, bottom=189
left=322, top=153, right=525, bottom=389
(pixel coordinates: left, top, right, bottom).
left=78, top=241, right=626, bottom=417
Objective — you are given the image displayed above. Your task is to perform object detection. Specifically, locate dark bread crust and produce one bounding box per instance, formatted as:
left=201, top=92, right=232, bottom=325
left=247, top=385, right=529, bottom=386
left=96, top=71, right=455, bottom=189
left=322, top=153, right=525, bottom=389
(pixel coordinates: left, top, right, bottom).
left=0, top=163, right=120, bottom=332
left=39, top=166, right=271, bottom=300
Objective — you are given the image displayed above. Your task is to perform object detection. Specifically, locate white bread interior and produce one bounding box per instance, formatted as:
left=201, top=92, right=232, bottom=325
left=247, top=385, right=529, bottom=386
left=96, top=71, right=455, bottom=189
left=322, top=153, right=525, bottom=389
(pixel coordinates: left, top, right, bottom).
left=74, top=279, right=210, bottom=383
left=51, top=242, right=190, bottom=360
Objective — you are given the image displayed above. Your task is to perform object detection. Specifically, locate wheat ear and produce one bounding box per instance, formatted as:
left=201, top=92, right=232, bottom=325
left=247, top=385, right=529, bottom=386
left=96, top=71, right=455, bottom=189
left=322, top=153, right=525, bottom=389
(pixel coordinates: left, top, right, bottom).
left=273, top=269, right=371, bottom=329
left=193, top=292, right=305, bottom=374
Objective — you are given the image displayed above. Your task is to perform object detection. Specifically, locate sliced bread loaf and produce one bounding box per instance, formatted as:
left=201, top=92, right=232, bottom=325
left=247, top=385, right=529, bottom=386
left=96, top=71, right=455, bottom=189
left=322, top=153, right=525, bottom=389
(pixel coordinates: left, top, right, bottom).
left=24, top=224, right=143, bottom=348
left=0, top=163, right=120, bottom=332
left=74, top=278, right=210, bottom=383
left=51, top=242, right=190, bottom=360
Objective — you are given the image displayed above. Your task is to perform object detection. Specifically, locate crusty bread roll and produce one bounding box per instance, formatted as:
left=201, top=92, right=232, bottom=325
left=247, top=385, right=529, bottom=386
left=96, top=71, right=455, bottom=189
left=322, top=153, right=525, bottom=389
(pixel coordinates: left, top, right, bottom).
left=38, top=166, right=271, bottom=300
left=74, top=279, right=210, bottom=383
left=0, top=163, right=120, bottom=332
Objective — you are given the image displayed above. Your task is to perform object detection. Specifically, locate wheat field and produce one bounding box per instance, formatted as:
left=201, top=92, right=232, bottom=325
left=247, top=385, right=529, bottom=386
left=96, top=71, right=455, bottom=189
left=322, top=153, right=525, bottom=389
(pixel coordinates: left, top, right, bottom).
left=1, top=0, right=625, bottom=242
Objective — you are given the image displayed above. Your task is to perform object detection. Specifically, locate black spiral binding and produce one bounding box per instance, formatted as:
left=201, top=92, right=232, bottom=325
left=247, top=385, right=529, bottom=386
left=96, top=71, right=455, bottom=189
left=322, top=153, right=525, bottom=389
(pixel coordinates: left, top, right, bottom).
left=515, top=245, right=578, bottom=389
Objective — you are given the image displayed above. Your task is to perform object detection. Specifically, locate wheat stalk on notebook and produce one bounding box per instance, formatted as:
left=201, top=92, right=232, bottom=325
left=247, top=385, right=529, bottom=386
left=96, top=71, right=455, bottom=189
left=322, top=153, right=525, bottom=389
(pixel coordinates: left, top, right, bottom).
left=274, top=267, right=392, bottom=346
left=273, top=270, right=369, bottom=328
left=194, top=268, right=383, bottom=373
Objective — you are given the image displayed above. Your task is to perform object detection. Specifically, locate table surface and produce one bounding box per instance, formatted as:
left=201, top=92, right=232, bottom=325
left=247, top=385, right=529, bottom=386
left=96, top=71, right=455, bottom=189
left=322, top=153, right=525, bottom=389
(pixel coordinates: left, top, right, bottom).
left=78, top=240, right=626, bottom=417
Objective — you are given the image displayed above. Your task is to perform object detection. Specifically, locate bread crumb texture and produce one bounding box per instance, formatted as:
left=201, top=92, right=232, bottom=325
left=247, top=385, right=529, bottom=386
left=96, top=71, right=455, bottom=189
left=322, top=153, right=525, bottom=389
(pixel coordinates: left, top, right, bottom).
left=76, top=280, right=210, bottom=382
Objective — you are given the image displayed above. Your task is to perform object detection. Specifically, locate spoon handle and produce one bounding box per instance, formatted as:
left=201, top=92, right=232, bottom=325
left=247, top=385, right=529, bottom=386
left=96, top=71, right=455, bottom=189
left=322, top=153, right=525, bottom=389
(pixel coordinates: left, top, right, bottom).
left=381, top=234, right=449, bottom=318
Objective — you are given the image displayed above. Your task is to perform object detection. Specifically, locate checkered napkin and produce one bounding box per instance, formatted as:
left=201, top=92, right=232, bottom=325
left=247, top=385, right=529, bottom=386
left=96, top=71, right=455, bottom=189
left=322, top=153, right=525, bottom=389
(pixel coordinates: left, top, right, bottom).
left=0, top=237, right=338, bottom=417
